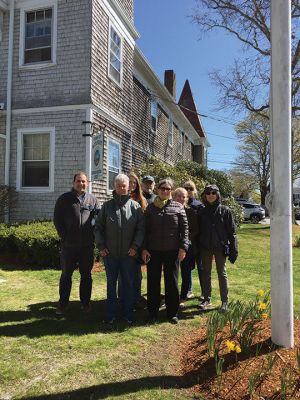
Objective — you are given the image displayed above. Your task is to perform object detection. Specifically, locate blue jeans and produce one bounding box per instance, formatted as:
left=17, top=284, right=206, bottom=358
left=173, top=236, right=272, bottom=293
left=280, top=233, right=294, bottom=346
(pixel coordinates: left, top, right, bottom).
left=104, top=255, right=136, bottom=321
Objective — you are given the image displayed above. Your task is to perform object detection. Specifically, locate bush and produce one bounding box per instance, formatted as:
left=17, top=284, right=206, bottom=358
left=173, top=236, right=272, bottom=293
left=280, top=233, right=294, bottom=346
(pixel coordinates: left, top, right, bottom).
left=0, top=221, right=60, bottom=268
left=294, top=235, right=300, bottom=248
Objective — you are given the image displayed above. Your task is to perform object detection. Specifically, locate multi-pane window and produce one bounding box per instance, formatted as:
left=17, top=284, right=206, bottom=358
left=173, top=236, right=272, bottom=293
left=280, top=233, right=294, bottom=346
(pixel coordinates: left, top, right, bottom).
left=179, top=131, right=184, bottom=154
left=108, top=139, right=121, bottom=190
left=22, top=133, right=50, bottom=187
left=109, top=26, right=122, bottom=84
left=168, top=119, right=173, bottom=147
left=150, top=100, right=157, bottom=132
left=24, top=8, right=53, bottom=64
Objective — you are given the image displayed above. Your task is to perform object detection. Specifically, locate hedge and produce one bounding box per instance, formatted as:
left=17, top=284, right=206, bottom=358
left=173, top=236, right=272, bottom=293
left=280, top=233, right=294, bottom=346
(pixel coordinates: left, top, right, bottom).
left=0, top=221, right=60, bottom=268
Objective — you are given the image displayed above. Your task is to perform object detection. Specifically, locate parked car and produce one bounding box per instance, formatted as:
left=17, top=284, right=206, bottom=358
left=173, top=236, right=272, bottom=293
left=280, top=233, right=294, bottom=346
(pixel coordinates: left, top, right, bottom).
left=240, top=202, right=266, bottom=223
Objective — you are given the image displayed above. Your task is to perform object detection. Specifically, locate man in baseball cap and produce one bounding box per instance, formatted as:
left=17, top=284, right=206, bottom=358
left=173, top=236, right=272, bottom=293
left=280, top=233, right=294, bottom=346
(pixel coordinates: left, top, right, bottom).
left=142, top=175, right=156, bottom=205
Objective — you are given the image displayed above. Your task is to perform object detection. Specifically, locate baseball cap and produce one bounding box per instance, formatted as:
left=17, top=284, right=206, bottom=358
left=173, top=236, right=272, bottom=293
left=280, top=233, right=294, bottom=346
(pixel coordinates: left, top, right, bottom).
left=142, top=175, right=155, bottom=183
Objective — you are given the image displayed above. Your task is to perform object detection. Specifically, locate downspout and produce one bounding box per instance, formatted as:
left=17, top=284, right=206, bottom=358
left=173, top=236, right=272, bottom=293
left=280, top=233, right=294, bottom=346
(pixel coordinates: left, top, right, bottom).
left=4, top=0, right=14, bottom=221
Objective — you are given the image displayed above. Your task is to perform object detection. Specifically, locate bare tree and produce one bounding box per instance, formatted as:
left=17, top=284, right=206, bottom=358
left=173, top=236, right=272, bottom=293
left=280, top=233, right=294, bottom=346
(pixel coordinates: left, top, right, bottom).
left=191, top=0, right=300, bottom=117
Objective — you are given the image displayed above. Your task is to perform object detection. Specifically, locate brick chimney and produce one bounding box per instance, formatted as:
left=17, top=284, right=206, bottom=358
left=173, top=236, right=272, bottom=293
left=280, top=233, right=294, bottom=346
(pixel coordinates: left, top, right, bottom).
left=164, top=70, right=176, bottom=98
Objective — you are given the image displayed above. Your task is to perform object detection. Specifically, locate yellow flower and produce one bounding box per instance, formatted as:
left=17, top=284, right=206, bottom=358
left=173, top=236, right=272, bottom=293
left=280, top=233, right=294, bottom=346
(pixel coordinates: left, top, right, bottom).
left=235, top=345, right=241, bottom=353
left=262, top=313, right=268, bottom=319
left=258, top=302, right=267, bottom=310
left=226, top=340, right=236, bottom=351
left=257, top=289, right=265, bottom=297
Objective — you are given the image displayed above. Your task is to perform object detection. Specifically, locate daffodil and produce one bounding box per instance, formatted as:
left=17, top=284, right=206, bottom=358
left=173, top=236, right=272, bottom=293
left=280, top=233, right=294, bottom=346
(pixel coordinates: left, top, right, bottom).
left=226, top=340, right=235, bottom=352
left=257, top=289, right=265, bottom=297
left=261, top=313, right=268, bottom=319
left=258, top=302, right=267, bottom=310
left=235, top=345, right=241, bottom=353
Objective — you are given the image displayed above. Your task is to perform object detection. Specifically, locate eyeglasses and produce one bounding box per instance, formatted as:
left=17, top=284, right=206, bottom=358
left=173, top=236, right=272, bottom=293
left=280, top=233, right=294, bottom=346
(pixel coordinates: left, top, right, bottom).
left=184, top=187, right=194, bottom=191
left=205, top=190, right=217, bottom=195
left=159, top=186, right=172, bottom=192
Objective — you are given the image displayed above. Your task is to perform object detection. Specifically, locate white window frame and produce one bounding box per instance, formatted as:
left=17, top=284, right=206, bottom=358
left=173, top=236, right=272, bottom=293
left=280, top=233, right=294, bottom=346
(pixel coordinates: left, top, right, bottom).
left=150, top=100, right=157, bottom=133
left=107, top=137, right=121, bottom=192
left=19, top=0, right=57, bottom=69
left=167, top=118, right=173, bottom=147
left=178, top=130, right=184, bottom=154
left=108, top=22, right=123, bottom=87
left=16, top=127, right=55, bottom=192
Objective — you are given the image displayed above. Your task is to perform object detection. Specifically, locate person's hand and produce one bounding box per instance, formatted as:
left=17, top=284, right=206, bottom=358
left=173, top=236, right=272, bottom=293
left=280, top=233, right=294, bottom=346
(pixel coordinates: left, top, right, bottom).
left=142, top=250, right=151, bottom=264
left=100, top=248, right=109, bottom=257
left=128, top=248, right=137, bottom=257
left=228, top=251, right=238, bottom=264
left=178, top=248, right=186, bottom=262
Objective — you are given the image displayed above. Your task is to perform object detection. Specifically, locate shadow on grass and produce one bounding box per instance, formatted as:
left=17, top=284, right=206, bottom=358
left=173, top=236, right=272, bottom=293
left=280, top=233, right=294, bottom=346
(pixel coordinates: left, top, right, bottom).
left=21, top=373, right=193, bottom=400
left=0, top=301, right=202, bottom=337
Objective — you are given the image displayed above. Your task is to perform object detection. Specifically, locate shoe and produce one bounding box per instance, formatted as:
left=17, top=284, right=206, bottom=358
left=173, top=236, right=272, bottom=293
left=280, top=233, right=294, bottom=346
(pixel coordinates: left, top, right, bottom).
left=220, top=301, right=228, bottom=312
left=199, top=300, right=212, bottom=310
left=199, top=295, right=204, bottom=302
left=170, top=316, right=179, bottom=324
left=55, top=303, right=68, bottom=315
left=186, top=291, right=195, bottom=299
left=160, top=301, right=166, bottom=309
left=81, top=304, right=91, bottom=313
left=179, top=302, right=185, bottom=309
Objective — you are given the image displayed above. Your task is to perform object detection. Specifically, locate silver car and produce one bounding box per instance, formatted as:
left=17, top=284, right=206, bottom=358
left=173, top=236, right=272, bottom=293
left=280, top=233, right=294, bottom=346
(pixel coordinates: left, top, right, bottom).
left=241, top=202, right=265, bottom=223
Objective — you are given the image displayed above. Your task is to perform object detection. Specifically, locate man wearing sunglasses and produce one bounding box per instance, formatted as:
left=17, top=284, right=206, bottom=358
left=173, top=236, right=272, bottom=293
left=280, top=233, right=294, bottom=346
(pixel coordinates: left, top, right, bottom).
left=197, top=184, right=238, bottom=312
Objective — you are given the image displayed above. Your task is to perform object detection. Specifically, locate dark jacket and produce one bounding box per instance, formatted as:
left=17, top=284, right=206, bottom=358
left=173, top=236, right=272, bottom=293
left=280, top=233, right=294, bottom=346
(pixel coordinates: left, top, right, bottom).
left=94, top=191, right=145, bottom=259
left=185, top=206, right=199, bottom=251
left=188, top=197, right=203, bottom=211
left=54, top=190, right=99, bottom=247
left=143, top=191, right=156, bottom=205
left=198, top=202, right=238, bottom=254
left=144, top=200, right=189, bottom=252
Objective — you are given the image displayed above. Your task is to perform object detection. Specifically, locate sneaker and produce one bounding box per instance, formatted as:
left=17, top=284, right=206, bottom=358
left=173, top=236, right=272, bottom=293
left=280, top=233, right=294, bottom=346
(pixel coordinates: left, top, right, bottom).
left=199, top=300, right=212, bottom=310
left=179, top=301, right=185, bottom=309
left=186, top=291, right=195, bottom=299
left=55, top=303, right=68, bottom=315
left=199, top=295, right=205, bottom=302
left=220, top=301, right=228, bottom=312
left=170, top=316, right=179, bottom=324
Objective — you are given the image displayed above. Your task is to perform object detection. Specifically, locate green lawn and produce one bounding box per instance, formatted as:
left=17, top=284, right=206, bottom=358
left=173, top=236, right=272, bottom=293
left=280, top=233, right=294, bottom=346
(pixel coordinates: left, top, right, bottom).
left=0, top=224, right=299, bottom=400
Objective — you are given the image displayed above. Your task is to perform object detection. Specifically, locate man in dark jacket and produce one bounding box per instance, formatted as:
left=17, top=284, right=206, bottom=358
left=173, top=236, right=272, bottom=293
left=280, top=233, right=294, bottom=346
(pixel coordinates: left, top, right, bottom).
left=141, top=175, right=156, bottom=205
left=197, top=184, right=238, bottom=312
left=54, top=172, right=99, bottom=315
left=95, top=174, right=144, bottom=324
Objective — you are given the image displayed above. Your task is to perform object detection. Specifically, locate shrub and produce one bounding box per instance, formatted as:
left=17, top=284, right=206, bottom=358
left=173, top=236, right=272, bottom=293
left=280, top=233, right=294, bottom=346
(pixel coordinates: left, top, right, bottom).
left=294, top=235, right=300, bottom=248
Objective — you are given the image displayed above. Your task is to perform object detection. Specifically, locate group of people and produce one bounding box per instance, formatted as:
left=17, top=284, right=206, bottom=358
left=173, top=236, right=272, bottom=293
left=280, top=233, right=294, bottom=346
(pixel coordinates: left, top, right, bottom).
left=54, top=171, right=238, bottom=324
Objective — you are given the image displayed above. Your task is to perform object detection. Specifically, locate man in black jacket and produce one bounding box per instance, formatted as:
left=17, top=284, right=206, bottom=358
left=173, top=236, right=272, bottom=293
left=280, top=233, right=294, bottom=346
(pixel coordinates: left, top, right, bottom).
left=54, top=172, right=99, bottom=314
left=141, top=175, right=156, bottom=205
left=197, top=184, right=238, bottom=312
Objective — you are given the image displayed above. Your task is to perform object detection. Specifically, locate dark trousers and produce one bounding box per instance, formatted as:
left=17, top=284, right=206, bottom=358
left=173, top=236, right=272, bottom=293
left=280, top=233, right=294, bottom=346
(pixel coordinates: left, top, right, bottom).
left=147, top=250, right=179, bottom=318
left=180, top=245, right=195, bottom=300
left=59, top=245, right=94, bottom=306
left=200, top=248, right=228, bottom=302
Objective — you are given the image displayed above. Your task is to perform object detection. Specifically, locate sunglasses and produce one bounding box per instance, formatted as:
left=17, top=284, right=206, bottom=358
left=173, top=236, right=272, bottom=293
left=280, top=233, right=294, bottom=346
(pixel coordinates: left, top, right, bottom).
left=205, top=190, right=217, bottom=195
left=184, top=187, right=194, bottom=191
left=159, top=186, right=172, bottom=192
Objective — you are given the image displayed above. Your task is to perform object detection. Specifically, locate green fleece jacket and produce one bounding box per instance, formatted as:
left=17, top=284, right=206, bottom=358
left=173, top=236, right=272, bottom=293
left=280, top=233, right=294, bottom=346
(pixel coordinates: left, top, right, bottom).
left=94, top=191, right=145, bottom=258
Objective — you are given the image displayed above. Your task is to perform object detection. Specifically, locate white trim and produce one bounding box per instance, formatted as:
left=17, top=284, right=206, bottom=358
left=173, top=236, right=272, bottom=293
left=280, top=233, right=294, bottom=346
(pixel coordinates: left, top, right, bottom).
left=19, top=0, right=57, bottom=68
left=0, top=1, right=8, bottom=11
left=16, top=127, right=55, bottom=192
left=92, top=104, right=133, bottom=135
left=0, top=10, right=3, bottom=41
left=106, top=136, right=121, bottom=193
left=108, top=21, right=123, bottom=88
left=85, top=108, right=92, bottom=194
left=99, top=0, right=139, bottom=49
left=178, top=130, right=184, bottom=155
left=167, top=118, right=173, bottom=147
left=0, top=133, right=6, bottom=139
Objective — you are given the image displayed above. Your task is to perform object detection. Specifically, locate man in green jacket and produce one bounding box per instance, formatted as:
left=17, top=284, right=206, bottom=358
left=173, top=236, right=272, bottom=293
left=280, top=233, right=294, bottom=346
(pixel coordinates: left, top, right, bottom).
left=95, top=174, right=144, bottom=324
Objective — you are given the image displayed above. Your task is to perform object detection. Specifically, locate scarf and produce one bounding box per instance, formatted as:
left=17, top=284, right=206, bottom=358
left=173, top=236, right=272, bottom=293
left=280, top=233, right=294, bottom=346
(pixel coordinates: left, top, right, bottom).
left=153, top=196, right=169, bottom=209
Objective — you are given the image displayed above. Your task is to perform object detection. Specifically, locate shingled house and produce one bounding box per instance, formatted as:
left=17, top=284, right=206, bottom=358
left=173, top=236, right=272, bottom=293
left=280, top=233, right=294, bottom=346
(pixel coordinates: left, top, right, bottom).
left=0, top=0, right=209, bottom=222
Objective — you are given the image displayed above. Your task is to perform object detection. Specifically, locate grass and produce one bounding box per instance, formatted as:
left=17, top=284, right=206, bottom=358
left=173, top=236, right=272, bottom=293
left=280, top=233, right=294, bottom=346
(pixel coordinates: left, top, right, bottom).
left=0, top=224, right=299, bottom=400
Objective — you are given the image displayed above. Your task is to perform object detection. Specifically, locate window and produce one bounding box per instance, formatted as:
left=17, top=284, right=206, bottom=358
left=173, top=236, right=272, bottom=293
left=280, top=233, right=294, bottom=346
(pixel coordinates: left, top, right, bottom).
left=19, top=1, right=57, bottom=67
left=150, top=100, right=157, bottom=132
left=168, top=119, right=173, bottom=147
left=17, top=128, right=55, bottom=192
left=178, top=131, right=184, bottom=154
left=109, top=25, right=122, bottom=85
left=107, top=138, right=121, bottom=190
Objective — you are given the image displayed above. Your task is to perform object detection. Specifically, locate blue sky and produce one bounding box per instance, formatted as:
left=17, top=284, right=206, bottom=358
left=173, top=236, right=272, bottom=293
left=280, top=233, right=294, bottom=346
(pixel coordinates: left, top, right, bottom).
left=134, top=0, right=245, bottom=171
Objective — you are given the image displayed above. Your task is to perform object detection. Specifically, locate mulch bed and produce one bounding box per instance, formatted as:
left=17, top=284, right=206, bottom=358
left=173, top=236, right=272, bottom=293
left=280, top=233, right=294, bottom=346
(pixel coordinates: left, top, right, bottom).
left=179, top=319, right=300, bottom=399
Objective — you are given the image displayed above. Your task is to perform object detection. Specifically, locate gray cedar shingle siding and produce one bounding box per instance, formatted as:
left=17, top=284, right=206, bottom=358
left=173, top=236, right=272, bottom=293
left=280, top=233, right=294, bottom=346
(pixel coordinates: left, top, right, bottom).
left=91, top=0, right=134, bottom=128
left=116, top=0, right=134, bottom=22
